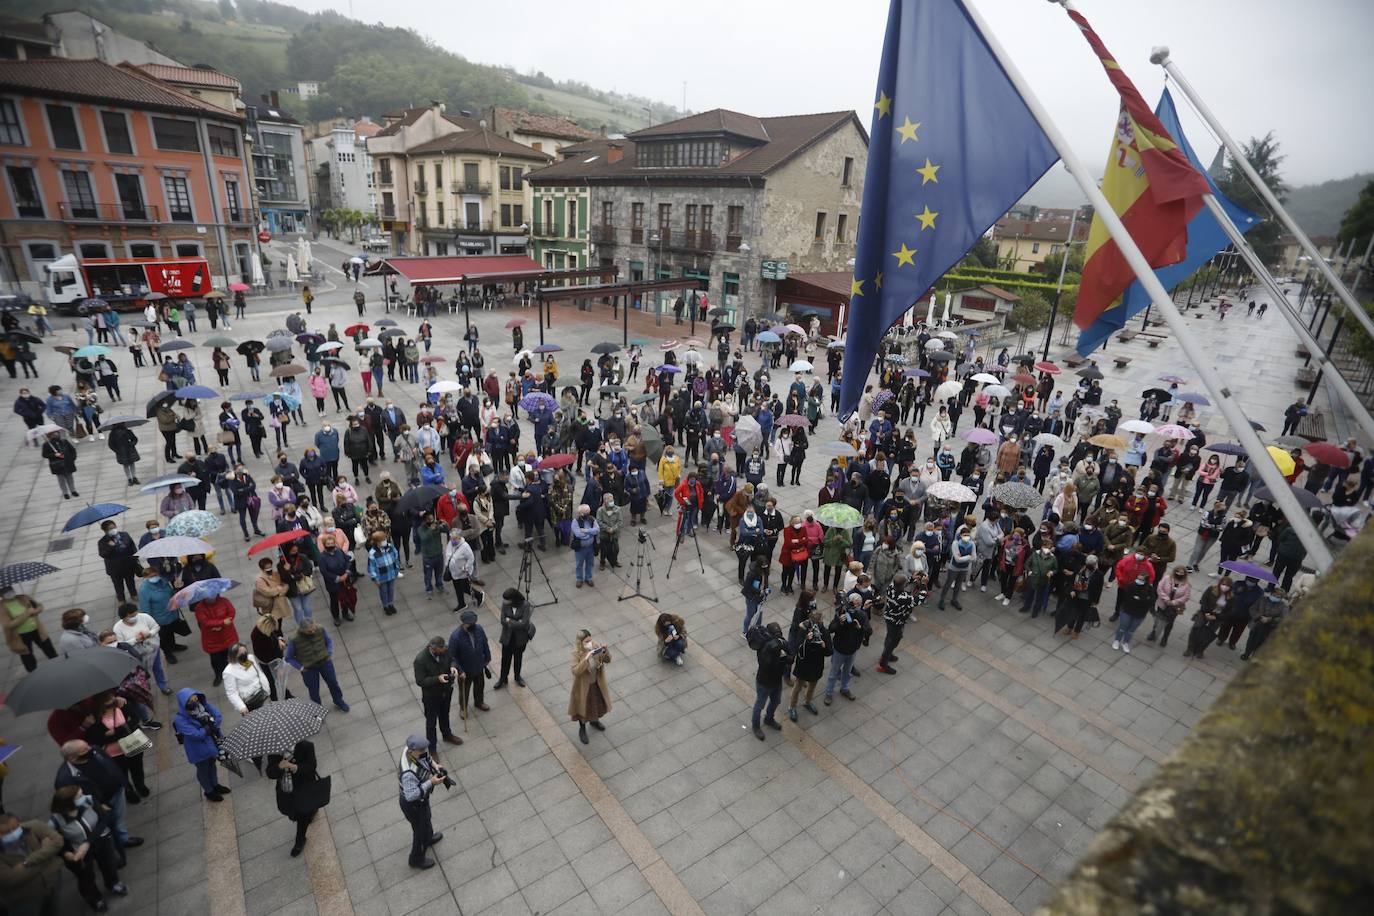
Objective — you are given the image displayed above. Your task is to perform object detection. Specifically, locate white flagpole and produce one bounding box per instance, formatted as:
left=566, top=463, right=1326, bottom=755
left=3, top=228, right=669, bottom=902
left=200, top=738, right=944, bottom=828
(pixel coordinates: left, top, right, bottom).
left=962, top=0, right=1334, bottom=571
left=1151, top=48, right=1374, bottom=344
left=1198, top=192, right=1374, bottom=446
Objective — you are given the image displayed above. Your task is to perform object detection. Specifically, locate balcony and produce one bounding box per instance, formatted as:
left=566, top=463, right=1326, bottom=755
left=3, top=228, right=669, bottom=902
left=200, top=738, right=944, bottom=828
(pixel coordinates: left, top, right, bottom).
left=377, top=206, right=397, bottom=220
left=649, top=228, right=671, bottom=246
left=670, top=230, right=714, bottom=252
left=630, top=226, right=644, bottom=245
left=59, top=201, right=162, bottom=223
left=413, top=181, right=428, bottom=196
left=725, top=234, right=743, bottom=252
left=590, top=224, right=617, bottom=244
left=531, top=222, right=557, bottom=238
left=451, top=180, right=492, bottom=195
left=377, top=172, right=394, bottom=188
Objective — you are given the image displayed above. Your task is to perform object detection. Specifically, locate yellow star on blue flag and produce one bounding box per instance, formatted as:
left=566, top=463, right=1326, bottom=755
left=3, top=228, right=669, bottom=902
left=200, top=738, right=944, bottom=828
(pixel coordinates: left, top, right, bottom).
left=840, top=0, right=1060, bottom=417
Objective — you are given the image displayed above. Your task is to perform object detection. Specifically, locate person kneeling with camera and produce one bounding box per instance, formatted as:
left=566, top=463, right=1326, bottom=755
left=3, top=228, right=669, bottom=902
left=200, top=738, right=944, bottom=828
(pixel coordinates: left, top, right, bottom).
left=398, top=735, right=451, bottom=870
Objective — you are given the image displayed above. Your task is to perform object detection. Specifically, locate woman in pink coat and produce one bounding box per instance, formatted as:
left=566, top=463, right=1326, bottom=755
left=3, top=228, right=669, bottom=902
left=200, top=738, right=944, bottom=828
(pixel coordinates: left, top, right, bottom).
left=1147, top=565, right=1191, bottom=647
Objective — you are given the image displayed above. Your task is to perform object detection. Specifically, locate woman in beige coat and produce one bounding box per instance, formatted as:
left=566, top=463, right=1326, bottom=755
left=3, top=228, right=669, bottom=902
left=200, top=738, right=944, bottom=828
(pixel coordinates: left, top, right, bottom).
left=568, top=629, right=612, bottom=745
left=252, top=557, right=291, bottom=621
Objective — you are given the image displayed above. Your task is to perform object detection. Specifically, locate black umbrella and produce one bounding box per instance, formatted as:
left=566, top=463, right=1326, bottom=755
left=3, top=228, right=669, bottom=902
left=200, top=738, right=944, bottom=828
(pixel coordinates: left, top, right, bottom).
left=160, top=339, right=193, bottom=351
left=925, top=351, right=955, bottom=362
left=1077, top=366, right=1104, bottom=380
left=286, top=314, right=307, bottom=334
left=296, top=333, right=324, bottom=346
left=145, top=390, right=177, bottom=418
left=236, top=340, right=265, bottom=356
left=219, top=698, right=329, bottom=760
left=395, top=484, right=448, bottom=516
left=591, top=342, right=620, bottom=355
left=641, top=425, right=664, bottom=463
left=376, top=319, right=398, bottom=328
left=1254, top=484, right=1324, bottom=511
left=6, top=330, right=41, bottom=344
left=379, top=328, right=406, bottom=339
left=0, top=561, right=60, bottom=589
left=322, top=357, right=351, bottom=370
left=989, top=481, right=1044, bottom=510
left=4, top=648, right=136, bottom=714
left=1141, top=387, right=1171, bottom=402
left=632, top=392, right=656, bottom=404
left=713, top=324, right=736, bottom=334
left=599, top=384, right=626, bottom=395
left=708, top=307, right=731, bottom=317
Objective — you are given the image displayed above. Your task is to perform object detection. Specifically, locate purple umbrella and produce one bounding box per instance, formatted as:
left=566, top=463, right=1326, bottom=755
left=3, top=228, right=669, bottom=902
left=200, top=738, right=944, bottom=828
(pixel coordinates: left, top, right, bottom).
left=961, top=428, right=999, bottom=445
left=655, top=364, right=683, bottom=374
left=903, top=368, right=930, bottom=378
left=1218, top=560, right=1278, bottom=585
left=869, top=390, right=894, bottom=409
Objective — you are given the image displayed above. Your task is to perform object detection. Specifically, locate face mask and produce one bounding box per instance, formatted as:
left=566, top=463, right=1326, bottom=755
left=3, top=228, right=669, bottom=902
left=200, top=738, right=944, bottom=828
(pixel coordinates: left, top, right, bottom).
left=237, top=651, right=249, bottom=663
left=82, top=614, right=90, bottom=627
left=1, top=826, right=23, bottom=844
left=1135, top=577, right=1146, bottom=585
left=76, top=793, right=93, bottom=809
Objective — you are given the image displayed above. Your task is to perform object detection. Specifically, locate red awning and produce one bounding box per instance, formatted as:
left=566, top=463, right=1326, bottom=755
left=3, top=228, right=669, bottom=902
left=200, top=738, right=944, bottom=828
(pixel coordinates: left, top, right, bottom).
left=367, top=255, right=543, bottom=285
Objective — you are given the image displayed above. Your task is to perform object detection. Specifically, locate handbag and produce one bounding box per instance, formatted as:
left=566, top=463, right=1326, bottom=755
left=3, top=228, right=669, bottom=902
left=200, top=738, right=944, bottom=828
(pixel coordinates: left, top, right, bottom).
left=295, top=573, right=317, bottom=596
left=177, top=418, right=196, bottom=432
left=218, top=430, right=237, bottom=445
left=117, top=728, right=154, bottom=756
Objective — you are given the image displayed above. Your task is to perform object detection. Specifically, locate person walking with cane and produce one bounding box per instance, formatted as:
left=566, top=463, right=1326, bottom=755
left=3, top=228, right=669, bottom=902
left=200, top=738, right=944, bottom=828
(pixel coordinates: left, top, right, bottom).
left=448, top=611, right=491, bottom=726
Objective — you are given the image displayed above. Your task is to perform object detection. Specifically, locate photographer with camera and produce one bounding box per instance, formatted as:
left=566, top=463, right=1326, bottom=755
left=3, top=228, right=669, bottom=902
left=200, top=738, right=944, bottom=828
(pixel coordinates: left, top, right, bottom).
left=397, top=735, right=449, bottom=870
left=750, top=621, right=792, bottom=740
left=673, top=470, right=705, bottom=538
left=412, top=636, right=463, bottom=753
left=787, top=603, right=830, bottom=721
left=824, top=592, right=872, bottom=705
left=569, top=629, right=612, bottom=745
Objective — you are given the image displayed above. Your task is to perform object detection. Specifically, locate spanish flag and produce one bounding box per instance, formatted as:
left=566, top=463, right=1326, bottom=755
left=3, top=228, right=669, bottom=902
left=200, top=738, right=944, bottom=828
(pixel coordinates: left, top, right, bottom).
left=1068, top=8, right=1209, bottom=334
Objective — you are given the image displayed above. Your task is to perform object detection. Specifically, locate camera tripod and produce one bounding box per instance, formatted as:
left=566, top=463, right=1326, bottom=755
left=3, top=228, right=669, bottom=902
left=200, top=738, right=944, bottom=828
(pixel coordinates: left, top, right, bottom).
left=666, top=507, right=705, bottom=579
left=518, top=538, right=558, bottom=608
left=618, top=529, right=659, bottom=602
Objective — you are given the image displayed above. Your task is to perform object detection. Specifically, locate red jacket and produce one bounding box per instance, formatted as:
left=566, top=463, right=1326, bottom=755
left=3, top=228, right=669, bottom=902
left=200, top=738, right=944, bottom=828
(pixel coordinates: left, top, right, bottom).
left=194, top=596, right=238, bottom=653
left=673, top=478, right=704, bottom=509
left=1114, top=553, right=1157, bottom=585
left=781, top=525, right=810, bottom=565
left=435, top=491, right=470, bottom=528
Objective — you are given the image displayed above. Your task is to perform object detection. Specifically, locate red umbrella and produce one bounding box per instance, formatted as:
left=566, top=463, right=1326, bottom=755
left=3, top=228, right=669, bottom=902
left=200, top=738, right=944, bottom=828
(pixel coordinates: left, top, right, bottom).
left=344, top=323, right=369, bottom=336
left=1034, top=361, right=1061, bottom=375
left=1303, top=441, right=1352, bottom=468
left=538, top=453, right=576, bottom=470
left=228, top=282, right=251, bottom=292
left=504, top=318, right=527, bottom=329
left=420, top=355, right=446, bottom=364
left=1011, top=373, right=1037, bottom=386
left=247, top=529, right=310, bottom=556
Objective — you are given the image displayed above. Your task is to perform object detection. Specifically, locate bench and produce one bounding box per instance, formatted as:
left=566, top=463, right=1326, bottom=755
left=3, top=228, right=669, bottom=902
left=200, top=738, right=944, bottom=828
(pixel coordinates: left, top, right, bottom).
left=1113, top=355, right=1133, bottom=369
left=1116, top=329, right=1139, bottom=343
left=1295, top=346, right=1310, bottom=359
left=1296, top=410, right=1326, bottom=441
left=1296, top=366, right=1317, bottom=387
left=1063, top=353, right=1088, bottom=368
left=1139, top=332, right=1169, bottom=349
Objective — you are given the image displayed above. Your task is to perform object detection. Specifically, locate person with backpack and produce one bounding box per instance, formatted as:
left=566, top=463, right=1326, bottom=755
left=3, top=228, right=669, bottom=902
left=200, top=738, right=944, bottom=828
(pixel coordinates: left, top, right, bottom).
left=824, top=592, right=871, bottom=704
left=749, top=621, right=791, bottom=740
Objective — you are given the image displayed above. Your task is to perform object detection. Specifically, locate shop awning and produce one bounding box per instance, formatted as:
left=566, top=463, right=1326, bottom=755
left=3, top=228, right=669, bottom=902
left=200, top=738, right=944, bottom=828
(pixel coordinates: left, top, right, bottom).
left=365, top=255, right=544, bottom=285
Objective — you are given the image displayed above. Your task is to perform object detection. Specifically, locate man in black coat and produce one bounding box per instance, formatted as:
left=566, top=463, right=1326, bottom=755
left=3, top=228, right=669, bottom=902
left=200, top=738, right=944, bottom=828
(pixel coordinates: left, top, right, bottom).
left=343, top=416, right=374, bottom=482
left=97, top=520, right=140, bottom=602
left=55, top=740, right=142, bottom=851
left=412, top=636, right=463, bottom=753
left=750, top=622, right=791, bottom=740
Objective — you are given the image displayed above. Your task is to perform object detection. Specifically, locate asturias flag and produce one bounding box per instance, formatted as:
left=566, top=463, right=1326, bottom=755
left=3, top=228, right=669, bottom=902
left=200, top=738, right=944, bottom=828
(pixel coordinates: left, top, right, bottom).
left=840, top=0, right=1058, bottom=417
left=1068, top=8, right=1210, bottom=337
left=1076, top=89, right=1261, bottom=354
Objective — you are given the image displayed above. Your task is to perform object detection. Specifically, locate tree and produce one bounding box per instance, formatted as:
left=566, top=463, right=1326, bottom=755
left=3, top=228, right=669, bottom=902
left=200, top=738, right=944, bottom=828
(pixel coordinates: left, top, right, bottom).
left=960, top=236, right=998, bottom=270
left=1337, top=179, right=1374, bottom=253
left=1039, top=246, right=1085, bottom=280
left=1007, top=291, right=1052, bottom=332
left=1217, top=131, right=1287, bottom=267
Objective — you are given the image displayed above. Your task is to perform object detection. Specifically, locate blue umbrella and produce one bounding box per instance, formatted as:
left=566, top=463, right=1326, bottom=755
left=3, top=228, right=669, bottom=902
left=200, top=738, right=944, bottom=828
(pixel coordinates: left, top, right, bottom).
left=756, top=331, right=781, bottom=343
left=1218, top=560, right=1278, bottom=585
left=140, top=475, right=200, bottom=493
left=904, top=368, right=931, bottom=378
left=73, top=345, right=111, bottom=359
left=63, top=503, right=128, bottom=532
left=169, top=577, right=238, bottom=612
left=519, top=392, right=557, bottom=412
left=165, top=509, right=221, bottom=538
left=1176, top=392, right=1211, bottom=405
left=175, top=384, right=220, bottom=400
left=270, top=390, right=301, bottom=411
left=656, top=364, right=683, bottom=374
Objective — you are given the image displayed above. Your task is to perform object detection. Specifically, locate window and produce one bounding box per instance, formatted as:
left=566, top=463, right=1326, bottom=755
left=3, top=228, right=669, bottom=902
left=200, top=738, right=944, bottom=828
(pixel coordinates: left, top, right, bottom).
left=499, top=167, right=511, bottom=191
left=207, top=125, right=239, bottom=157
left=463, top=163, right=479, bottom=189
left=152, top=117, right=199, bottom=152
left=842, top=156, right=854, bottom=187
left=46, top=104, right=81, bottom=150
left=723, top=272, right=740, bottom=298
left=631, top=202, right=644, bottom=228
left=162, top=175, right=193, bottom=222
left=1031, top=242, right=1040, bottom=254
left=381, top=192, right=394, bottom=217
left=173, top=242, right=203, bottom=258
left=378, top=159, right=393, bottom=184
left=78, top=242, right=111, bottom=259
left=601, top=201, right=613, bottom=226
left=224, top=178, right=242, bottom=221
left=94, top=111, right=134, bottom=155
left=127, top=242, right=159, bottom=259
left=814, top=211, right=827, bottom=240
left=727, top=205, right=743, bottom=235
left=115, top=173, right=146, bottom=222
left=6, top=166, right=43, bottom=217
left=836, top=213, right=848, bottom=244
left=657, top=203, right=671, bottom=231
left=512, top=204, right=523, bottom=226
left=465, top=202, right=480, bottom=229
left=61, top=170, right=97, bottom=219
left=685, top=204, right=697, bottom=234
left=434, top=242, right=449, bottom=256
left=542, top=199, right=553, bottom=232
left=433, top=164, right=442, bottom=189
left=501, top=203, right=511, bottom=226
left=0, top=98, right=23, bottom=145
left=567, top=199, right=578, bottom=235
left=636, top=140, right=722, bottom=168
left=511, top=168, right=522, bottom=189
left=701, top=204, right=713, bottom=233
left=435, top=200, right=444, bottom=225
left=23, top=241, right=61, bottom=282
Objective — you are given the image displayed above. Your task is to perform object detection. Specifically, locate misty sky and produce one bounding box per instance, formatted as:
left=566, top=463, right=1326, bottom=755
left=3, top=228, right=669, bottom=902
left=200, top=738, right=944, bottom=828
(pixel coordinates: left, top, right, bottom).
left=293, top=0, right=1371, bottom=194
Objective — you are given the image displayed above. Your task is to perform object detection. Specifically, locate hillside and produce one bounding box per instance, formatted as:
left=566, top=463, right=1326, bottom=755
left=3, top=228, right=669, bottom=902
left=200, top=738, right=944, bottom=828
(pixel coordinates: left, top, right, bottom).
left=21, top=0, right=680, bottom=133
left=1283, top=173, right=1373, bottom=238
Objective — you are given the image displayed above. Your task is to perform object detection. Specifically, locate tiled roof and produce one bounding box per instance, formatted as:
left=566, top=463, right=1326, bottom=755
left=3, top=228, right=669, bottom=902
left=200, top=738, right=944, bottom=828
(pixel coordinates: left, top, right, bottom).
left=784, top=272, right=854, bottom=299
left=992, top=218, right=1089, bottom=243
left=526, top=111, right=862, bottom=184
left=495, top=107, right=596, bottom=141
left=0, top=59, right=234, bottom=118
left=977, top=285, right=1022, bottom=301
left=374, top=106, right=479, bottom=138
left=407, top=128, right=551, bottom=160
left=629, top=108, right=771, bottom=143
left=352, top=120, right=382, bottom=139
left=136, top=63, right=241, bottom=92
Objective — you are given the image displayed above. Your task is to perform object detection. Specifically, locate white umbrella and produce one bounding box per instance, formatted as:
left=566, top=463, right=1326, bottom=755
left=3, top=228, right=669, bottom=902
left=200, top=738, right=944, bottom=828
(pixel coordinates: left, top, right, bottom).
left=315, top=341, right=344, bottom=352
left=1033, top=433, right=1068, bottom=451
left=934, top=380, right=963, bottom=400
left=788, top=360, right=813, bottom=373
left=1118, top=419, right=1157, bottom=435
left=682, top=351, right=703, bottom=364
left=970, top=372, right=1000, bottom=384
left=428, top=380, right=464, bottom=395
left=513, top=349, right=533, bottom=364
left=250, top=252, right=265, bottom=288
left=349, top=256, right=365, bottom=266
left=285, top=254, right=300, bottom=285
left=296, top=237, right=309, bottom=274
left=924, top=338, right=945, bottom=351
left=137, top=536, right=213, bottom=559
left=26, top=424, right=67, bottom=444
left=733, top=416, right=763, bottom=452
left=983, top=385, right=1012, bottom=398
left=357, top=337, right=382, bottom=348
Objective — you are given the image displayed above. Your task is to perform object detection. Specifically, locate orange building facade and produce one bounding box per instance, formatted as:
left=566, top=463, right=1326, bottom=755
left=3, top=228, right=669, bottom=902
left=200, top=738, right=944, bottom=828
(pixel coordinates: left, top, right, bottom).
left=0, top=59, right=257, bottom=294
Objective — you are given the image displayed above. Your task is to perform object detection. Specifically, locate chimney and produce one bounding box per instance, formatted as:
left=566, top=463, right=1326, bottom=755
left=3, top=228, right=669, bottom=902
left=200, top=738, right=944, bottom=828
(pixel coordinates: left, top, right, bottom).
left=606, top=143, right=623, bottom=164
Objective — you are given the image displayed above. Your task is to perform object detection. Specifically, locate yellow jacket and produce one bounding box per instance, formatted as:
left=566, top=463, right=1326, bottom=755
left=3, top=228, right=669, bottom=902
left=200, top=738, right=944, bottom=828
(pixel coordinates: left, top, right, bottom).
left=657, top=454, right=682, bottom=488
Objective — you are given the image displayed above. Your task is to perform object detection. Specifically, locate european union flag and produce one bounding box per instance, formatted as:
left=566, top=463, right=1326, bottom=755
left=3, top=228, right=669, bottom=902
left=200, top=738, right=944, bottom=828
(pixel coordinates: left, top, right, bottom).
left=841, top=0, right=1058, bottom=417
left=1076, top=88, right=1260, bottom=355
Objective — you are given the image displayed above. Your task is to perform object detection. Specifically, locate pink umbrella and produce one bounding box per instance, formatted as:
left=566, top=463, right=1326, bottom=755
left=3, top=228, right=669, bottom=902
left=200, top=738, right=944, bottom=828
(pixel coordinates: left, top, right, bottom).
left=660, top=340, right=679, bottom=351
left=504, top=318, right=527, bottom=329
left=783, top=324, right=806, bottom=336
left=961, top=428, right=999, bottom=445
left=776, top=414, right=808, bottom=428
left=228, top=282, right=251, bottom=292
left=1153, top=424, right=1194, bottom=440
left=1034, top=361, right=1061, bottom=375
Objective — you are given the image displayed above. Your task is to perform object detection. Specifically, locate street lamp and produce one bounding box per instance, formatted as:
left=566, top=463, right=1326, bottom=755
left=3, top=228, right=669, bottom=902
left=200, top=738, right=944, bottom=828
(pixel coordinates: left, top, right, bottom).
left=649, top=232, right=663, bottom=326
left=738, top=241, right=751, bottom=325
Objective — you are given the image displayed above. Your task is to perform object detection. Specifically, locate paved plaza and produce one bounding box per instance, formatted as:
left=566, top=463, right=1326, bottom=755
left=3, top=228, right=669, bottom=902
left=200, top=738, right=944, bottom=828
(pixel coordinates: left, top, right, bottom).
left=0, top=241, right=1344, bottom=916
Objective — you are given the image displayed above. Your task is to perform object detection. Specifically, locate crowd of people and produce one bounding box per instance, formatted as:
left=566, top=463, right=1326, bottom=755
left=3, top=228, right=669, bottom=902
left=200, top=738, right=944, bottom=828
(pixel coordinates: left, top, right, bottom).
left=3, top=279, right=1369, bottom=901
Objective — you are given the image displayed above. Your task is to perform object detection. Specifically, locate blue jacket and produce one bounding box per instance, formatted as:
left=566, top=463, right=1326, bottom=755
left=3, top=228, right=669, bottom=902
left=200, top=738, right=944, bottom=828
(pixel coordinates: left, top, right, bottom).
left=299, top=452, right=328, bottom=484
left=420, top=463, right=446, bottom=486
left=447, top=624, right=491, bottom=675
left=138, top=575, right=177, bottom=626
left=367, top=543, right=399, bottom=583
left=172, top=688, right=222, bottom=764
left=313, top=428, right=341, bottom=462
